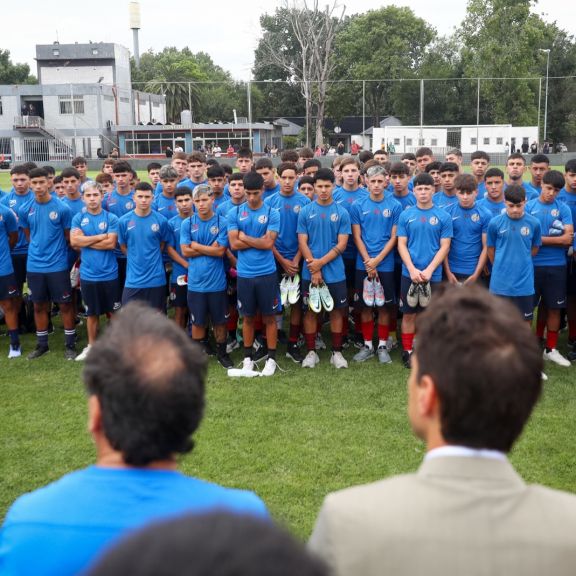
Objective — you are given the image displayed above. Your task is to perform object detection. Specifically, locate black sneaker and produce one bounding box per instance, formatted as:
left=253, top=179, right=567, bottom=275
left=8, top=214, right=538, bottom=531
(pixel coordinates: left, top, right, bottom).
left=402, top=350, right=412, bottom=369
left=217, top=352, right=234, bottom=369
left=64, top=346, right=77, bottom=361
left=568, top=342, right=576, bottom=362
left=27, top=346, right=49, bottom=360
left=200, top=339, right=216, bottom=356
left=253, top=336, right=268, bottom=361
left=286, top=343, right=304, bottom=363
left=352, top=332, right=364, bottom=349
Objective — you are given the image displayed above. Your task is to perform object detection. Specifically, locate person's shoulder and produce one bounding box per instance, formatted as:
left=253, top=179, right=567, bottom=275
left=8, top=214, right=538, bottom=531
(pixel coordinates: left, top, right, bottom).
left=523, top=212, right=541, bottom=227
left=118, top=210, right=134, bottom=223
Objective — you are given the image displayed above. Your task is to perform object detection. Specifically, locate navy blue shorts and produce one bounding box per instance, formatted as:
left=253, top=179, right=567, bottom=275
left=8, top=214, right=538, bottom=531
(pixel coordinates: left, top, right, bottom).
left=82, top=278, right=120, bottom=316
left=344, top=258, right=356, bottom=290
left=237, top=273, right=281, bottom=317
left=534, top=266, right=566, bottom=309
left=0, top=273, right=20, bottom=300
left=301, top=279, right=348, bottom=311
left=28, top=270, right=72, bottom=304
left=499, top=295, right=535, bottom=321
left=11, top=254, right=27, bottom=291
left=565, top=258, right=576, bottom=297
left=122, top=285, right=166, bottom=311
left=354, top=269, right=396, bottom=307
left=399, top=275, right=440, bottom=315
left=188, top=290, right=228, bottom=326
left=170, top=283, right=188, bottom=308
left=116, top=257, right=127, bottom=300
left=394, top=264, right=403, bottom=298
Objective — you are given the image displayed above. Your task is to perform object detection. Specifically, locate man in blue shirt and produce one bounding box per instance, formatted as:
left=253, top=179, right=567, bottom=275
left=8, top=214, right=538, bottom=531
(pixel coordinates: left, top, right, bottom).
left=70, top=182, right=120, bottom=362
left=524, top=154, right=550, bottom=199
left=526, top=170, right=573, bottom=367
left=397, top=173, right=452, bottom=367
left=21, top=168, right=76, bottom=360
left=477, top=168, right=507, bottom=219
left=255, top=157, right=281, bottom=200
left=118, top=182, right=171, bottom=311
left=432, top=162, right=460, bottom=210
left=297, top=168, right=351, bottom=370
left=487, top=184, right=542, bottom=322
left=153, top=152, right=190, bottom=196
left=506, top=153, right=539, bottom=201
left=470, top=150, right=490, bottom=198
left=0, top=303, right=268, bottom=576
left=206, top=164, right=229, bottom=210
left=152, top=165, right=178, bottom=219
left=228, top=172, right=281, bottom=376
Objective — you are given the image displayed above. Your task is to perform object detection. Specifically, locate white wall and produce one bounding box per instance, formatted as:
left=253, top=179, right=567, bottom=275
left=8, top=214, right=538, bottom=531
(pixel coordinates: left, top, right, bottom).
left=41, top=65, right=114, bottom=85
left=0, top=95, right=20, bottom=129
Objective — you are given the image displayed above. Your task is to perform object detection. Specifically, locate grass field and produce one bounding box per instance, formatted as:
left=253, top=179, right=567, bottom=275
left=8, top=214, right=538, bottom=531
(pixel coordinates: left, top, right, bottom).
left=1, top=166, right=576, bottom=540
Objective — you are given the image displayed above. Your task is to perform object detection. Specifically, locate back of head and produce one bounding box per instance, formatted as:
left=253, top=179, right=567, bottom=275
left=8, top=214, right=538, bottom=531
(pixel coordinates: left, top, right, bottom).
left=358, top=150, right=373, bottom=163
left=281, top=149, right=299, bottom=163
left=415, top=285, right=542, bottom=452
left=88, top=512, right=328, bottom=576
left=83, top=302, right=207, bottom=466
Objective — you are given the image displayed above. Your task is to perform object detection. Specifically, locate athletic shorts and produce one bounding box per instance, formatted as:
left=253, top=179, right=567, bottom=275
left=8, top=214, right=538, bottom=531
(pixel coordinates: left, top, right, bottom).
left=82, top=278, right=120, bottom=316
left=499, top=294, right=535, bottom=321
left=394, top=264, right=403, bottom=298
left=453, top=272, right=490, bottom=289
left=0, top=273, right=20, bottom=301
left=276, top=261, right=302, bottom=283
left=187, top=290, right=228, bottom=326
left=237, top=272, right=281, bottom=317
left=170, top=283, right=188, bottom=308
left=399, top=275, right=440, bottom=315
left=301, top=279, right=348, bottom=312
left=566, top=258, right=576, bottom=296
left=343, top=259, right=356, bottom=290
left=11, top=254, right=27, bottom=291
left=28, top=270, right=72, bottom=304
left=116, top=257, right=127, bottom=299
left=122, top=285, right=166, bottom=311
left=534, top=266, right=567, bottom=309
left=354, top=269, right=396, bottom=308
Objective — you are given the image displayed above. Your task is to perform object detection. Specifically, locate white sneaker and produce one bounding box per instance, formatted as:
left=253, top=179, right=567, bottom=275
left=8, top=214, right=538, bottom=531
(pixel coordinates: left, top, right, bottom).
left=75, top=345, right=92, bottom=362
left=288, top=273, right=300, bottom=304
left=308, top=284, right=322, bottom=313
left=543, top=348, right=571, bottom=367
left=373, top=277, right=385, bottom=307
left=241, top=357, right=255, bottom=373
left=261, top=358, right=278, bottom=376
left=385, top=336, right=398, bottom=351
left=315, top=334, right=326, bottom=350
left=363, top=277, right=375, bottom=307
left=318, top=282, right=334, bottom=312
left=280, top=275, right=290, bottom=306
left=541, top=371, right=548, bottom=381
left=8, top=345, right=22, bottom=359
left=302, top=350, right=320, bottom=368
left=330, top=351, right=348, bottom=369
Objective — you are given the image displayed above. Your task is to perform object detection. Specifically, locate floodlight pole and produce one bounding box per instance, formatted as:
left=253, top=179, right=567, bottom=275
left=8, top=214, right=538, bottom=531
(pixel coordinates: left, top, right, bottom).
left=247, top=80, right=253, bottom=150
left=541, top=49, right=551, bottom=143
left=476, top=78, right=480, bottom=147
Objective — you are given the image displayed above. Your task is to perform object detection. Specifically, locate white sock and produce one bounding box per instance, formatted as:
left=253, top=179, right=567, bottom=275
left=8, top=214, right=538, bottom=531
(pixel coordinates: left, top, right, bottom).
left=378, top=339, right=387, bottom=348
left=364, top=341, right=373, bottom=350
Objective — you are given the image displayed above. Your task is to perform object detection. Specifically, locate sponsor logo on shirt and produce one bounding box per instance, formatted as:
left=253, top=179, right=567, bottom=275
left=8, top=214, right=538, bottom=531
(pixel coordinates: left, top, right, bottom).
left=309, top=213, right=317, bottom=219
left=127, top=220, right=136, bottom=230
left=9, top=199, right=16, bottom=208
left=192, top=224, right=199, bottom=233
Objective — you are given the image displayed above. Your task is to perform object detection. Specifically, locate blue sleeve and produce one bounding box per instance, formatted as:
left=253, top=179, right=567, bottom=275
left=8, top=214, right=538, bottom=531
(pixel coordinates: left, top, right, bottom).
left=180, top=217, right=191, bottom=246
left=4, top=208, right=18, bottom=234
left=533, top=220, right=542, bottom=247
left=71, top=212, right=82, bottom=231
left=338, top=208, right=351, bottom=235
left=160, top=215, right=171, bottom=243
left=151, top=197, right=159, bottom=211
left=486, top=220, right=497, bottom=247
left=108, top=213, right=119, bottom=235
left=296, top=209, right=307, bottom=235
left=268, top=207, right=280, bottom=234
left=397, top=212, right=407, bottom=238
left=117, top=219, right=126, bottom=245
left=562, top=203, right=573, bottom=226
left=349, top=203, right=360, bottom=226
left=227, top=206, right=239, bottom=232
left=392, top=201, right=401, bottom=225
left=19, top=207, right=28, bottom=230
left=441, top=212, right=453, bottom=239
left=217, top=220, right=229, bottom=248
left=481, top=209, right=491, bottom=233
left=61, top=204, right=72, bottom=229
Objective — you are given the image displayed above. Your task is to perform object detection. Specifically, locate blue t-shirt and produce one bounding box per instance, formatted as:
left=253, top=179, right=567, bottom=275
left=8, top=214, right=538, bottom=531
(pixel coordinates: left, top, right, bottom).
left=265, top=192, right=310, bottom=260
left=103, top=190, right=135, bottom=259
left=445, top=202, right=491, bottom=276
left=0, top=466, right=267, bottom=576
left=523, top=181, right=540, bottom=200
left=477, top=181, right=487, bottom=198
left=20, top=198, right=72, bottom=273
left=168, top=214, right=189, bottom=284
left=350, top=194, right=401, bottom=272
left=487, top=213, right=542, bottom=296
left=432, top=191, right=458, bottom=211
left=117, top=211, right=170, bottom=289
left=296, top=201, right=351, bottom=283
left=71, top=211, right=119, bottom=282
left=0, top=190, right=33, bottom=255
left=226, top=202, right=280, bottom=278
left=61, top=195, right=85, bottom=219
left=152, top=194, right=177, bottom=220
left=180, top=213, right=228, bottom=292
left=526, top=197, right=573, bottom=267
left=263, top=183, right=281, bottom=201
left=333, top=186, right=368, bottom=260
left=397, top=205, right=453, bottom=282
left=217, top=199, right=244, bottom=218
left=558, top=188, right=576, bottom=229
left=0, top=205, right=18, bottom=276
left=477, top=197, right=506, bottom=220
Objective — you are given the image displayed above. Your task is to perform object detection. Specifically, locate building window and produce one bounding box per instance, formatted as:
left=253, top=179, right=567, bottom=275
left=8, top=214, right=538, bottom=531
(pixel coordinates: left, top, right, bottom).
left=394, top=138, right=400, bottom=145
left=59, top=95, right=84, bottom=115
left=406, top=138, right=413, bottom=146
left=53, top=48, right=59, bottom=56
left=92, top=48, right=98, bottom=55
left=418, top=138, right=425, bottom=145
left=431, top=138, right=438, bottom=146
left=483, top=137, right=490, bottom=145
left=120, top=97, right=130, bottom=103
left=496, top=137, right=503, bottom=145
left=471, top=137, right=477, bottom=146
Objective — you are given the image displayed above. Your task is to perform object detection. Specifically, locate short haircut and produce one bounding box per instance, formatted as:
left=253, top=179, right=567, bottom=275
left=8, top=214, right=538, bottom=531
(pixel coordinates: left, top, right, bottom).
left=415, top=285, right=542, bottom=452
left=298, top=175, right=315, bottom=188
left=229, top=172, right=244, bottom=183
left=71, top=156, right=87, bottom=166
left=175, top=186, right=193, bottom=198
left=112, top=161, right=133, bottom=174
left=131, top=169, right=138, bottom=180
left=221, top=164, right=233, bottom=176
left=366, top=165, right=388, bottom=179
left=83, top=181, right=103, bottom=195
left=187, top=151, right=207, bottom=164
left=53, top=175, right=63, bottom=185
left=277, top=162, right=297, bottom=176
left=83, top=302, right=206, bottom=466
left=29, top=167, right=48, bottom=179
left=95, top=172, right=114, bottom=185
left=504, top=184, right=526, bottom=203
left=542, top=170, right=565, bottom=190
left=425, top=161, right=442, bottom=173
left=413, top=173, right=434, bottom=187
left=439, top=162, right=460, bottom=174
left=43, top=165, right=56, bottom=176
left=10, top=165, right=30, bottom=176
left=146, top=162, right=162, bottom=172
left=358, top=150, right=374, bottom=163
left=314, top=168, right=335, bottom=184
left=207, top=165, right=225, bottom=179
left=193, top=184, right=213, bottom=199
left=446, top=148, right=462, bottom=159
left=281, top=150, right=299, bottom=163
left=237, top=147, right=253, bottom=159
left=134, top=182, right=154, bottom=193
left=340, top=157, right=360, bottom=170
left=206, top=159, right=219, bottom=168
left=303, top=158, right=321, bottom=171
left=331, top=156, right=344, bottom=169
left=255, top=157, right=274, bottom=170
left=454, top=173, right=477, bottom=193
left=401, top=153, right=416, bottom=162
left=531, top=153, right=550, bottom=165
left=87, top=512, right=328, bottom=576
left=299, top=147, right=314, bottom=159
left=374, top=149, right=388, bottom=157
left=172, top=151, right=187, bottom=161
left=60, top=167, right=81, bottom=180
left=243, top=171, right=264, bottom=191
left=565, top=159, right=576, bottom=174
left=159, top=166, right=178, bottom=181
left=361, top=159, right=380, bottom=173
left=415, top=147, right=433, bottom=158
left=102, top=158, right=116, bottom=168
left=485, top=167, right=505, bottom=180
left=389, top=161, right=409, bottom=176
left=470, top=150, right=491, bottom=162
left=20, top=161, right=38, bottom=172
left=507, top=152, right=525, bottom=164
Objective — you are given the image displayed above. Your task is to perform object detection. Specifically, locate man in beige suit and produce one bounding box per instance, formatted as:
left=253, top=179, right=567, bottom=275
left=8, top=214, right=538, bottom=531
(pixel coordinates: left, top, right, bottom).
left=309, top=285, right=576, bottom=576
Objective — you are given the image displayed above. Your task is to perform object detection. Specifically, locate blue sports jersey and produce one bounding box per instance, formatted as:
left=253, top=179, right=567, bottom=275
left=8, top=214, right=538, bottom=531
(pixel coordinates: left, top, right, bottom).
left=226, top=202, right=280, bottom=279
left=558, top=188, right=576, bottom=227
left=168, top=214, right=188, bottom=283
left=0, top=204, right=18, bottom=276
left=152, top=194, right=177, bottom=219
left=350, top=195, right=401, bottom=272
left=445, top=202, right=491, bottom=276
left=397, top=205, right=453, bottom=282
left=487, top=213, right=541, bottom=297
left=180, top=213, right=228, bottom=292
left=432, top=191, right=458, bottom=210
left=262, top=183, right=281, bottom=201
left=526, top=198, right=573, bottom=267
left=212, top=194, right=228, bottom=212
left=523, top=181, right=540, bottom=200
left=103, top=190, right=135, bottom=259
left=333, top=186, right=368, bottom=260
left=117, top=210, right=170, bottom=289
left=265, top=192, right=310, bottom=260
left=392, top=192, right=417, bottom=266
left=477, top=197, right=506, bottom=220
left=20, top=198, right=72, bottom=273
left=296, top=201, right=351, bottom=283
left=477, top=181, right=487, bottom=198
left=217, top=199, right=243, bottom=218
left=71, top=210, right=119, bottom=282
left=0, top=190, right=33, bottom=255
left=61, top=196, right=85, bottom=219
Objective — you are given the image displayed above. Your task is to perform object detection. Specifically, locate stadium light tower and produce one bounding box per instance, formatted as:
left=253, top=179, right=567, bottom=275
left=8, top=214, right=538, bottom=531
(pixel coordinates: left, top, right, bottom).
left=540, top=48, right=550, bottom=143
left=129, top=1, right=141, bottom=68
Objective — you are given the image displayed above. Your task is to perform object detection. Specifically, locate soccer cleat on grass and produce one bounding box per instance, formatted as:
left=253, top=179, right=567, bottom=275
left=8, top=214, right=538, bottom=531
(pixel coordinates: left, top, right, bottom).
left=377, top=346, right=392, bottom=364
left=402, top=350, right=412, bottom=369
left=318, top=282, right=334, bottom=312
left=353, top=345, right=374, bottom=363
left=261, top=358, right=279, bottom=376
left=286, top=343, right=304, bottom=364
left=543, top=348, right=571, bottom=367
left=418, top=282, right=432, bottom=308
left=373, top=276, right=385, bottom=307
left=279, top=275, right=290, bottom=306
left=227, top=357, right=261, bottom=378
left=75, top=345, right=92, bottom=362
left=8, top=345, right=22, bottom=359
left=385, top=336, right=398, bottom=351
left=315, top=334, right=326, bottom=350
left=27, top=346, right=49, bottom=360
left=363, top=277, right=375, bottom=307
left=302, top=350, right=320, bottom=368
left=406, top=282, right=420, bottom=308
left=288, top=273, right=300, bottom=305
left=226, top=336, right=240, bottom=354
left=308, top=284, right=322, bottom=313
left=330, top=351, right=348, bottom=369
left=64, top=346, right=78, bottom=361
left=217, top=352, right=234, bottom=369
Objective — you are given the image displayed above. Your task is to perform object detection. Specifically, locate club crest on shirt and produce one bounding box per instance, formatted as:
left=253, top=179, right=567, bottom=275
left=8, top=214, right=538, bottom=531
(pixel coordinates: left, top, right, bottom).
left=9, top=199, right=16, bottom=208
left=471, top=213, right=480, bottom=222
left=126, top=201, right=134, bottom=210
left=429, top=216, right=439, bottom=225
left=151, top=223, right=160, bottom=232
left=382, top=209, right=392, bottom=218
left=520, top=226, right=531, bottom=236
left=293, top=205, right=301, bottom=214
left=49, top=211, right=58, bottom=221
left=81, top=217, right=89, bottom=226
left=210, top=226, right=219, bottom=234
left=98, top=222, right=107, bottom=231
left=330, top=213, right=339, bottom=222
left=551, top=209, right=560, bottom=217
left=258, top=215, right=268, bottom=224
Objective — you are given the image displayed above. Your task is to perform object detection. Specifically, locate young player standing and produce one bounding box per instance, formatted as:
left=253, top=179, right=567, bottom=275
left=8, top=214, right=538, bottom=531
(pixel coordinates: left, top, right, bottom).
left=477, top=168, right=507, bottom=219
left=432, top=162, right=460, bottom=210
left=470, top=150, right=490, bottom=197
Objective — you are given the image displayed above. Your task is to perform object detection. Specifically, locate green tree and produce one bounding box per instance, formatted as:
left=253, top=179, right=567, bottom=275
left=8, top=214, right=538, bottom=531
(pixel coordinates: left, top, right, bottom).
left=0, top=49, right=36, bottom=84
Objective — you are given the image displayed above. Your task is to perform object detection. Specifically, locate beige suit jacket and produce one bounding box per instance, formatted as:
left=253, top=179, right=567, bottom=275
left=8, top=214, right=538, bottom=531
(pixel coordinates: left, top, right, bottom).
left=309, top=456, right=576, bottom=576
